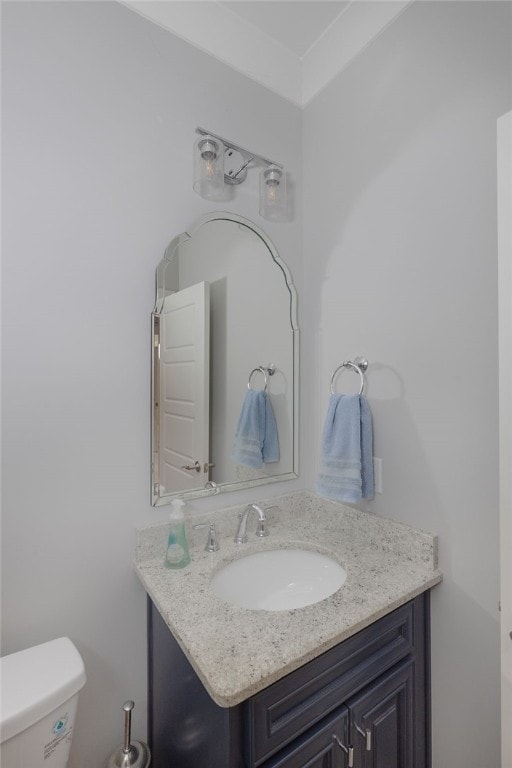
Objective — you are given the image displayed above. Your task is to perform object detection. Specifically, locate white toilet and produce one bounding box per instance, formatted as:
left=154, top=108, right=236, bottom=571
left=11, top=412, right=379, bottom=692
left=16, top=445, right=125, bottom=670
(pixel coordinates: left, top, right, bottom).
left=0, top=637, right=86, bottom=768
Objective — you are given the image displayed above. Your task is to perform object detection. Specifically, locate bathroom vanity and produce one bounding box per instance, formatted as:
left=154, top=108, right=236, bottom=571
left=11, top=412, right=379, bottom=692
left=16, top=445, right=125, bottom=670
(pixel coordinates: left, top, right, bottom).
left=148, top=592, right=428, bottom=768
left=135, top=491, right=442, bottom=768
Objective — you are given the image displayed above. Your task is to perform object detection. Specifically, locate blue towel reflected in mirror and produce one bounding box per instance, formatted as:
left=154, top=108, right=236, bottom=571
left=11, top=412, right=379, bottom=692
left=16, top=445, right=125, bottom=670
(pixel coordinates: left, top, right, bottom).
left=231, top=389, right=280, bottom=469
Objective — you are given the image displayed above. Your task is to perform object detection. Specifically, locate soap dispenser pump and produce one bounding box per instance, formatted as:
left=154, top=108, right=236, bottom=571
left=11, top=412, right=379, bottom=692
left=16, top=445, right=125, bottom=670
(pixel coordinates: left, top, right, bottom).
left=164, top=499, right=191, bottom=569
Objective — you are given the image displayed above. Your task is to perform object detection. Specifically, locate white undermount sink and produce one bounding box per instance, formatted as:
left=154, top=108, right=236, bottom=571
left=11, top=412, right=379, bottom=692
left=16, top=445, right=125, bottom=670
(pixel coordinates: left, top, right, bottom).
left=211, top=548, right=347, bottom=611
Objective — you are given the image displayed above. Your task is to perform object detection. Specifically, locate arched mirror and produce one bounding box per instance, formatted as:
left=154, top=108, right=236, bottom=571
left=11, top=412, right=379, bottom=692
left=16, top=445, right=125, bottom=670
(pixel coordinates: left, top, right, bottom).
left=151, top=212, right=299, bottom=505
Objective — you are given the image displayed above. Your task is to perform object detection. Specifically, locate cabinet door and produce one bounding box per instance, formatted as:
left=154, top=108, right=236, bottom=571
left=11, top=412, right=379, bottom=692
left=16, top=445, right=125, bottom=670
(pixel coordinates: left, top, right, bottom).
left=265, top=708, right=352, bottom=768
left=348, top=660, right=414, bottom=768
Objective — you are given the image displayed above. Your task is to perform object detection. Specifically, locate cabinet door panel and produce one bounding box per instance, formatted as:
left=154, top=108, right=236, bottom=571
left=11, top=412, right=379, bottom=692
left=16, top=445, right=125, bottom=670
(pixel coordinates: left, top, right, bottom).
left=264, top=708, right=351, bottom=768
left=349, top=660, right=414, bottom=768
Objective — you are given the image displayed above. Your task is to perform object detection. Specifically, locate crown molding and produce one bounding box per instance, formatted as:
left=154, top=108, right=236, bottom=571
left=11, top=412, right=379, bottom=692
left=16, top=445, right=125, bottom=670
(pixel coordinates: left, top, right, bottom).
left=122, top=1, right=412, bottom=108
left=302, top=1, right=411, bottom=105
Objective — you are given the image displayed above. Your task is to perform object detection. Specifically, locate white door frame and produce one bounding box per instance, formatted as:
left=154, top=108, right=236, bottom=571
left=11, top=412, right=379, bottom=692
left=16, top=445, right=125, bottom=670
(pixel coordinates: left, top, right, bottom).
left=498, top=109, right=512, bottom=768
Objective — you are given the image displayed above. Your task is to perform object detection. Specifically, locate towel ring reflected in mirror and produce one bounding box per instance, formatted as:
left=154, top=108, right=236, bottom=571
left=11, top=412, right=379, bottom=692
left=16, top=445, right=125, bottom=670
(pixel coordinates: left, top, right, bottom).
left=247, top=364, right=276, bottom=393
left=330, top=358, right=368, bottom=396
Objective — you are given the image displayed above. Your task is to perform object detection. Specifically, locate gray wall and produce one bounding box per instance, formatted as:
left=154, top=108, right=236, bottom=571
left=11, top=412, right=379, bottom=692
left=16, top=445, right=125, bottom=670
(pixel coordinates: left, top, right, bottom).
left=1, top=3, right=302, bottom=766
left=302, top=2, right=512, bottom=766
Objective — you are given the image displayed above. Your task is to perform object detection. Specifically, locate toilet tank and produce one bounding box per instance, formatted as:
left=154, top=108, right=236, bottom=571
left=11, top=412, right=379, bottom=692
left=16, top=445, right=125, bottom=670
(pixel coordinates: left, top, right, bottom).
left=0, top=637, right=86, bottom=768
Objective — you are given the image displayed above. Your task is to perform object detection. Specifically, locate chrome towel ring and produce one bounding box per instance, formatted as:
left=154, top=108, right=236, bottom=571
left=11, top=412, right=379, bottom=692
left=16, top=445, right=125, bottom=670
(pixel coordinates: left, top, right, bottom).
left=330, top=357, right=368, bottom=396
left=248, top=364, right=276, bottom=392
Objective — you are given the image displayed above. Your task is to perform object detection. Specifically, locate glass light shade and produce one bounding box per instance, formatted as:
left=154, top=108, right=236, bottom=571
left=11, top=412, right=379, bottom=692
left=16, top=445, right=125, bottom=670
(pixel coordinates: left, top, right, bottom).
left=193, top=135, right=225, bottom=200
left=259, top=165, right=287, bottom=221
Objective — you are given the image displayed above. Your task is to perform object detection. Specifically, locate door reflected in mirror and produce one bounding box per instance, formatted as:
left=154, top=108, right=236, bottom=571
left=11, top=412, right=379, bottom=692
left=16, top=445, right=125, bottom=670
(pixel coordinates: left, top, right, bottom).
left=152, top=212, right=299, bottom=505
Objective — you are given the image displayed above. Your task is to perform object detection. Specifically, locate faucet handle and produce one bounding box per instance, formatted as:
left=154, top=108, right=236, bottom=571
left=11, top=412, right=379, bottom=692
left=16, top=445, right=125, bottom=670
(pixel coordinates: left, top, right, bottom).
left=193, top=522, right=220, bottom=552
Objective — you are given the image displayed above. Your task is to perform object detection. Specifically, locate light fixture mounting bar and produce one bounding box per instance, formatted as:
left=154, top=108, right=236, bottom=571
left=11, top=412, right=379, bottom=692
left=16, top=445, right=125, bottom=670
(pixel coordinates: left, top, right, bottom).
left=196, top=127, right=283, bottom=170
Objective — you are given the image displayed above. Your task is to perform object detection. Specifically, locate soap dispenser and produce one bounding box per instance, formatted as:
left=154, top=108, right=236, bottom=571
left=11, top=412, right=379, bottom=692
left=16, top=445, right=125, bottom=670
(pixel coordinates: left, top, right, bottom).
left=164, top=499, right=191, bottom=569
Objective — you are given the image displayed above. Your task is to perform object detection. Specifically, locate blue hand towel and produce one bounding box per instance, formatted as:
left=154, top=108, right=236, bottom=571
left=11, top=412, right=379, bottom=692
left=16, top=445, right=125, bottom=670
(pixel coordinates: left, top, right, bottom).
left=231, top=389, right=280, bottom=469
left=316, top=394, right=374, bottom=503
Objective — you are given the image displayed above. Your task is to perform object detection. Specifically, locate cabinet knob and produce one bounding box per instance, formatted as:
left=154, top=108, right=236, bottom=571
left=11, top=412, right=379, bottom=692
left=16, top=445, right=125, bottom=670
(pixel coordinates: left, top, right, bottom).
left=332, top=734, right=354, bottom=767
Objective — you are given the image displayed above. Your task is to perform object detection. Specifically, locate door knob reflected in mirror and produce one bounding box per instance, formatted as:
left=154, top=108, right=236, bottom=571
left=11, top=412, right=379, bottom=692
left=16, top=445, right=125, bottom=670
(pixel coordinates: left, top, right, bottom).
left=181, top=461, right=201, bottom=473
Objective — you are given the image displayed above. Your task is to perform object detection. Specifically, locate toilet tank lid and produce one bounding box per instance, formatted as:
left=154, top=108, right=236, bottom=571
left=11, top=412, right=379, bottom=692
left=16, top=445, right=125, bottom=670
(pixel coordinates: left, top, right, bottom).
left=0, top=637, right=86, bottom=743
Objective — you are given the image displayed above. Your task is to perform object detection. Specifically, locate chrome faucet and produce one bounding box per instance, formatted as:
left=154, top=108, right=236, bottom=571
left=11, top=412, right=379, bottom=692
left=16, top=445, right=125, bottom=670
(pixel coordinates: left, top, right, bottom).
left=234, top=504, right=269, bottom=544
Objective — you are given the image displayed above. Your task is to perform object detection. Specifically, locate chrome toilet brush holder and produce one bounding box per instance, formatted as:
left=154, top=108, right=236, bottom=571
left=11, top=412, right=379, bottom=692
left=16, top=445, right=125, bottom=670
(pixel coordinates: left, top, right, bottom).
left=105, top=700, right=151, bottom=768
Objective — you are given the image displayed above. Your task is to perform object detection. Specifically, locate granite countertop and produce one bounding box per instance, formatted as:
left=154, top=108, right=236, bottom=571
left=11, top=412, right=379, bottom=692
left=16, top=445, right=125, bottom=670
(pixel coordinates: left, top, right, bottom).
left=135, top=490, right=442, bottom=708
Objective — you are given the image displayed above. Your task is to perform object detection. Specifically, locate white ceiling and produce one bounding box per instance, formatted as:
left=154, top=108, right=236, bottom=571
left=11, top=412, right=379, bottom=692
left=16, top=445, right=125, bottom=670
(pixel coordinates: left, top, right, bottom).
left=123, top=1, right=411, bottom=106
left=218, top=1, right=351, bottom=58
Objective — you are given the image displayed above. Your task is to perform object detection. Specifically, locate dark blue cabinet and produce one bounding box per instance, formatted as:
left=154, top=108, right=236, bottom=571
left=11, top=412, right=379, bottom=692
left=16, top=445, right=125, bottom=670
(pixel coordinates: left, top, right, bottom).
left=264, top=661, right=417, bottom=768
left=147, top=592, right=430, bottom=768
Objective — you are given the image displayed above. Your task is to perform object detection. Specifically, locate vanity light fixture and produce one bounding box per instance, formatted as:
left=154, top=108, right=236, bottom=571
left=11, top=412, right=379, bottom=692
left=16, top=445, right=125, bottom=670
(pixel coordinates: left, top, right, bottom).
left=193, top=127, right=288, bottom=221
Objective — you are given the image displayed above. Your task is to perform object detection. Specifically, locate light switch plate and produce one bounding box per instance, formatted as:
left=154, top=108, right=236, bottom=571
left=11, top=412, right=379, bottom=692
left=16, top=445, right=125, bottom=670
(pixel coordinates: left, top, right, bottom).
left=373, top=457, right=383, bottom=494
